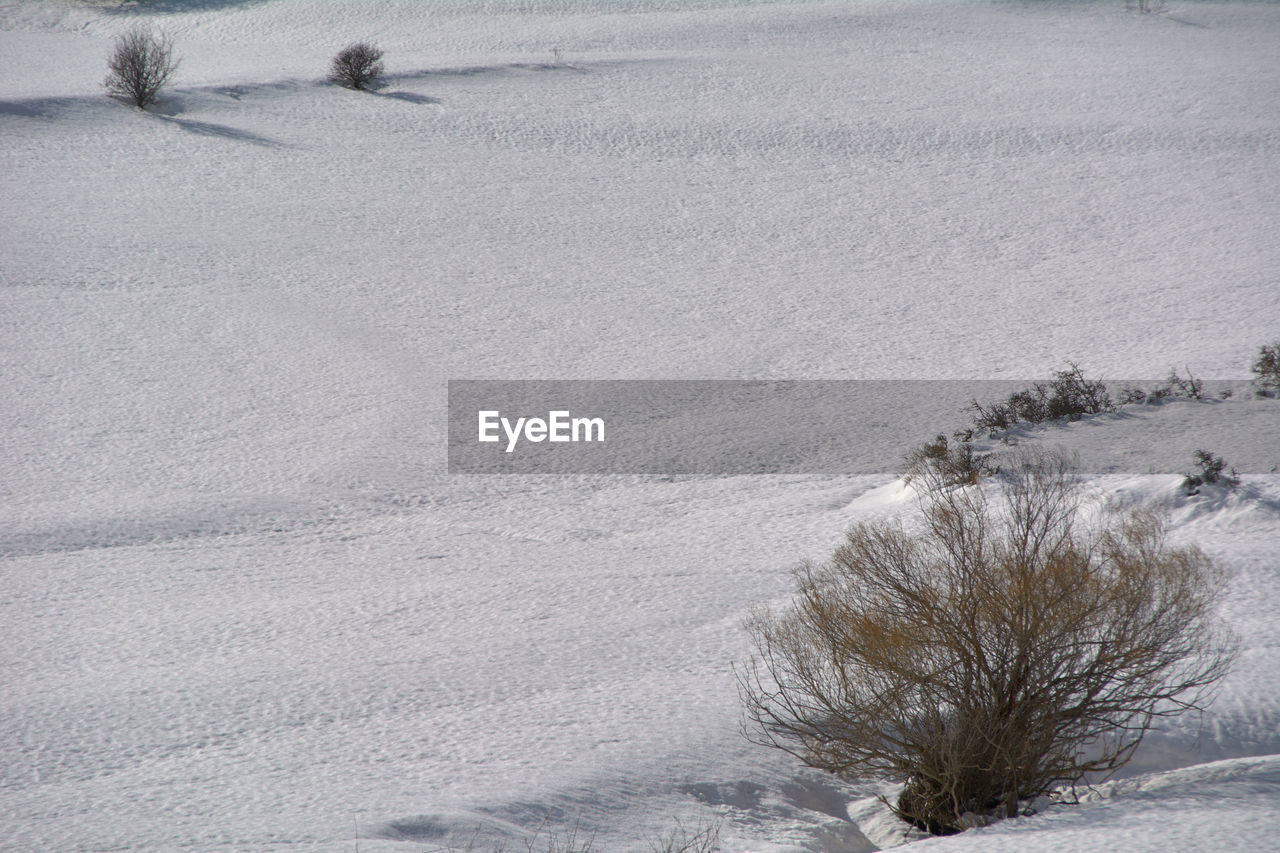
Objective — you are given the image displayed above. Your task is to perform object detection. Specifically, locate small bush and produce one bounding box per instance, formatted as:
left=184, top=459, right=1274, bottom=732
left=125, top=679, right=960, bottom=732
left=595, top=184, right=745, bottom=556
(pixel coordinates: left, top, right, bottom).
left=1252, top=342, right=1280, bottom=395
left=1158, top=368, right=1204, bottom=401
left=329, top=42, right=385, bottom=91
left=741, top=448, right=1234, bottom=835
left=1122, top=367, right=1208, bottom=406
left=104, top=26, right=179, bottom=108
left=1119, top=386, right=1148, bottom=405
left=968, top=363, right=1113, bottom=437
left=1182, top=450, right=1239, bottom=494
left=903, top=435, right=996, bottom=488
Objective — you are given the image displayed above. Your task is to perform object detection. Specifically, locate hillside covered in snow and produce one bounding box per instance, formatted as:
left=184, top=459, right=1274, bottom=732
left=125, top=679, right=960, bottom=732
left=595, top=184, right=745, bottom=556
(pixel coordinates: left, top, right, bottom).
left=2, top=1, right=1278, bottom=850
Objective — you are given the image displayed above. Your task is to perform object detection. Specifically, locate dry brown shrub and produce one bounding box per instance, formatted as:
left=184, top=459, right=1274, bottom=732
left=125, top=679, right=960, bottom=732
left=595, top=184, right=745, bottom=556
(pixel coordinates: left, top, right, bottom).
left=740, top=448, right=1235, bottom=834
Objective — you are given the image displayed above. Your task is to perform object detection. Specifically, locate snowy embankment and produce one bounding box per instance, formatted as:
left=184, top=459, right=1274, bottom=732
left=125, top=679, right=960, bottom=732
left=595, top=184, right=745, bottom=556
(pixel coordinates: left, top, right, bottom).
left=2, top=1, right=1278, bottom=850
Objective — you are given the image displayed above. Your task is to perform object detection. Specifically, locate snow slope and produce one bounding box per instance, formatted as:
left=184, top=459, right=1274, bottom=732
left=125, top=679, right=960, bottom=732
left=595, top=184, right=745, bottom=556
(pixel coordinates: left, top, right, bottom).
left=2, top=1, right=1278, bottom=850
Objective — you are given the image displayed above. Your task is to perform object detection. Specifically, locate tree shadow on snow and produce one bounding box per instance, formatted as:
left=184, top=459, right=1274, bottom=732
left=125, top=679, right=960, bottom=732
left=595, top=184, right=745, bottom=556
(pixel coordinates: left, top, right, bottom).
left=0, top=99, right=58, bottom=119
left=378, top=91, right=442, bottom=106
left=0, top=95, right=119, bottom=121
left=371, top=770, right=877, bottom=851
left=1165, top=15, right=1211, bottom=29
left=143, top=93, right=288, bottom=146
left=158, top=114, right=286, bottom=146
left=100, top=0, right=274, bottom=15
left=390, top=61, right=592, bottom=84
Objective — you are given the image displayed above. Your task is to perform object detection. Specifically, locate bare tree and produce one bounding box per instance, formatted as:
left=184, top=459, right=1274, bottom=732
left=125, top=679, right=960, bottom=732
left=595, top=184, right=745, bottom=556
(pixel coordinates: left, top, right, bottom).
left=741, top=448, right=1235, bottom=835
left=328, top=42, right=385, bottom=91
left=104, top=26, right=179, bottom=109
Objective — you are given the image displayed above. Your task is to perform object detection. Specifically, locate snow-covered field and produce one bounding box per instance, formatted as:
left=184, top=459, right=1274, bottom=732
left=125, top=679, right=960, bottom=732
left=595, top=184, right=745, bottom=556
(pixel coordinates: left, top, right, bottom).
left=2, top=0, right=1278, bottom=850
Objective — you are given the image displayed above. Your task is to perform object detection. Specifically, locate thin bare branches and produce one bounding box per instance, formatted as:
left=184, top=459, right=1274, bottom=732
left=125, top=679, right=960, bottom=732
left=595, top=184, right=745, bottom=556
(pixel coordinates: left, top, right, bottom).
left=329, top=42, right=385, bottom=91
left=740, top=448, right=1235, bottom=834
left=104, top=27, right=178, bottom=109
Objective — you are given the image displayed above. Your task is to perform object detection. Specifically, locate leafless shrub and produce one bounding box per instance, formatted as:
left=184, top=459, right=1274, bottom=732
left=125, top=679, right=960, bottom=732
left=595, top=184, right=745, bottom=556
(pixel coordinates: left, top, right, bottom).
left=104, top=26, right=179, bottom=108
left=532, top=824, right=595, bottom=853
left=740, top=448, right=1235, bottom=835
left=1118, top=385, right=1148, bottom=405
left=328, top=41, right=385, bottom=91
left=1156, top=367, right=1204, bottom=401
left=1123, top=367, right=1207, bottom=406
left=1252, top=341, right=1280, bottom=396
left=1182, top=450, right=1239, bottom=494
left=903, top=435, right=997, bottom=488
left=968, top=363, right=1114, bottom=438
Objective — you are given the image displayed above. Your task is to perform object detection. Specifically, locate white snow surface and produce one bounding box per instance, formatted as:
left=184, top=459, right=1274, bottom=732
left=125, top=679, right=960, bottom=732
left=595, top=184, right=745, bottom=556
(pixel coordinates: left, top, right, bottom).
left=2, top=1, right=1278, bottom=850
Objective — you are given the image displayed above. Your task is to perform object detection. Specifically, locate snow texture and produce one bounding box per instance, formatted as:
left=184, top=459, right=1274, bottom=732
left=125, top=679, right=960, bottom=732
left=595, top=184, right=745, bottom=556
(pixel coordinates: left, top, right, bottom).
left=2, top=1, right=1278, bottom=850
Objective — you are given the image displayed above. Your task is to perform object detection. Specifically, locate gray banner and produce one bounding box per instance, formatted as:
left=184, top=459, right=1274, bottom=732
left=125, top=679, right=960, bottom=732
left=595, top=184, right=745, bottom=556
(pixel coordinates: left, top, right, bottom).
left=448, top=379, right=1273, bottom=475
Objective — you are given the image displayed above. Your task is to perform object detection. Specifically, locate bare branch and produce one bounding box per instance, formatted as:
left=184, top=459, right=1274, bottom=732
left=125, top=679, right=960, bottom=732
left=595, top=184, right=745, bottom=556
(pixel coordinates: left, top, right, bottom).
left=329, top=42, right=385, bottom=91
left=740, top=447, right=1236, bottom=834
left=104, top=26, right=178, bottom=109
